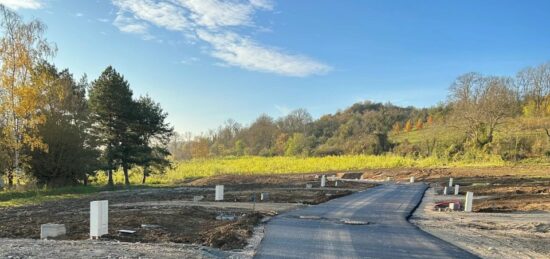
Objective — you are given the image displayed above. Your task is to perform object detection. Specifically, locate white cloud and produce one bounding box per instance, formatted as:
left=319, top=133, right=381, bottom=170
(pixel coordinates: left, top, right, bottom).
left=113, top=0, right=189, bottom=31
left=177, top=0, right=257, bottom=28
left=110, top=0, right=331, bottom=77
left=113, top=14, right=150, bottom=35
left=0, top=0, right=43, bottom=10
left=197, top=30, right=331, bottom=77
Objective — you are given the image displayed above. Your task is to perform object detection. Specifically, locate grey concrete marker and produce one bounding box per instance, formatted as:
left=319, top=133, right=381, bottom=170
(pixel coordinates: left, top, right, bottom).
left=454, top=185, right=460, bottom=195
left=41, top=224, right=66, bottom=239
left=464, top=191, right=474, bottom=212
left=215, top=185, right=224, bottom=201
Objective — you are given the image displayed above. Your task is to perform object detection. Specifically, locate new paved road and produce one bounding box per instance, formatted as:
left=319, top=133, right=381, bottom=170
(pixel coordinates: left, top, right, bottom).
left=255, top=183, right=478, bottom=259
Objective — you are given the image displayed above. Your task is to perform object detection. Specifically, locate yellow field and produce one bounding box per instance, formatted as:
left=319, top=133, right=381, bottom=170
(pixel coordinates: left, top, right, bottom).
left=95, top=154, right=509, bottom=185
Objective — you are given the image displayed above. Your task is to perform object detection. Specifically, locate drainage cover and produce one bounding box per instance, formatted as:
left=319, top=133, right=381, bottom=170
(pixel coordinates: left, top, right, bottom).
left=342, top=220, right=369, bottom=225
left=299, top=215, right=321, bottom=220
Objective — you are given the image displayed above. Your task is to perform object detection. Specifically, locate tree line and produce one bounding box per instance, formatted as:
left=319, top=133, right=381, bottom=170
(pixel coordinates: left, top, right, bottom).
left=170, top=63, right=550, bottom=161
left=0, top=7, right=173, bottom=187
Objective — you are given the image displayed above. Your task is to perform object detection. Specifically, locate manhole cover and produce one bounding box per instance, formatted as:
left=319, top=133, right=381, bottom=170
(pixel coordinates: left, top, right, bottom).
left=342, top=220, right=369, bottom=225
left=299, top=215, right=321, bottom=220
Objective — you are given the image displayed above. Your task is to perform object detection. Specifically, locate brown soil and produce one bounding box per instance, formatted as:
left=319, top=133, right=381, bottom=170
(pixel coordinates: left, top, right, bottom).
left=337, top=166, right=550, bottom=212
left=0, top=174, right=373, bottom=250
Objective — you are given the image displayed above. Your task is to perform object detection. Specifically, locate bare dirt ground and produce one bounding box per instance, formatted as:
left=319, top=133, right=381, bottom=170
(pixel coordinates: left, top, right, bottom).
left=411, top=189, right=550, bottom=259
left=353, top=166, right=550, bottom=212
left=0, top=173, right=374, bottom=258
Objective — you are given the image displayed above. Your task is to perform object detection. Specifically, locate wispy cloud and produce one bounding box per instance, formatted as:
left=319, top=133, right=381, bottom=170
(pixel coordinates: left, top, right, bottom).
left=198, top=30, right=331, bottom=77
left=0, top=0, right=43, bottom=10
left=110, top=0, right=331, bottom=77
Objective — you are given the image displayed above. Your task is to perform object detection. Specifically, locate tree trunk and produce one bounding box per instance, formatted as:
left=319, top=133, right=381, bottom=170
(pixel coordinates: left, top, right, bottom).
left=7, top=171, right=13, bottom=187
left=123, top=165, right=130, bottom=186
left=142, top=166, right=149, bottom=184
left=107, top=168, right=114, bottom=186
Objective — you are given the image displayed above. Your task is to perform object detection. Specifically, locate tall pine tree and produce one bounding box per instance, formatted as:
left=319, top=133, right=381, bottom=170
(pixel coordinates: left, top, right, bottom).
left=89, top=66, right=135, bottom=186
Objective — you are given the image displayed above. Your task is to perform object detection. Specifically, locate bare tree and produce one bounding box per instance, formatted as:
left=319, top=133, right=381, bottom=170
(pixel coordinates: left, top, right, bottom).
left=517, top=62, right=550, bottom=116
left=449, top=73, right=519, bottom=148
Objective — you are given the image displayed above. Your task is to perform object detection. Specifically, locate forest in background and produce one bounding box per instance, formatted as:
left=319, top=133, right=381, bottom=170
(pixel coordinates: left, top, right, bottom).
left=1, top=5, right=549, bottom=189
left=169, top=66, right=550, bottom=163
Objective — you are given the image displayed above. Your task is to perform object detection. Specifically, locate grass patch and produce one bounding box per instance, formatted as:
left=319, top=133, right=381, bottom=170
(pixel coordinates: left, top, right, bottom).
left=0, top=185, right=159, bottom=207
left=92, top=154, right=509, bottom=185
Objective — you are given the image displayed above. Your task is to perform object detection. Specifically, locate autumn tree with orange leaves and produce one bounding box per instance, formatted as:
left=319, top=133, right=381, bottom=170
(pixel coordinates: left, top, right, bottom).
left=0, top=6, right=56, bottom=186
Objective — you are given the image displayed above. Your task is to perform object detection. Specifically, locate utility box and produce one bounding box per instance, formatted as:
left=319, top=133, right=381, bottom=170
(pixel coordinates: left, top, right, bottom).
left=41, top=224, right=66, bottom=239
left=90, top=200, right=108, bottom=239
left=464, top=192, right=474, bottom=212
left=215, top=185, right=224, bottom=201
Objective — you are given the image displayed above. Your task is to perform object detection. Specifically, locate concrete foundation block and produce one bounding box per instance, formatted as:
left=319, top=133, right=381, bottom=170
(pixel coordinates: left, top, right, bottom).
left=215, top=185, right=224, bottom=201
left=449, top=203, right=456, bottom=211
left=464, top=192, right=474, bottom=212
left=41, top=224, right=66, bottom=239
left=90, top=200, right=108, bottom=239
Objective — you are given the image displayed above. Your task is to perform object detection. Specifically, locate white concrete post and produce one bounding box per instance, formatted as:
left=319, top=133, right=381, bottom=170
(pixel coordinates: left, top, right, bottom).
left=464, top=192, right=474, bottom=212
left=449, top=178, right=453, bottom=187
left=321, top=175, right=326, bottom=187
left=90, top=200, right=108, bottom=239
left=443, top=186, right=448, bottom=195
left=215, top=185, right=224, bottom=201
left=335, top=181, right=338, bottom=187
left=449, top=203, right=455, bottom=211
left=454, top=185, right=460, bottom=195
left=410, top=176, right=415, bottom=183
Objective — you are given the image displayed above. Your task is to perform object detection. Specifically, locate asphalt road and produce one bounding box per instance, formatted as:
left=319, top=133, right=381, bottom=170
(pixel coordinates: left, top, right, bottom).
left=255, top=183, right=479, bottom=259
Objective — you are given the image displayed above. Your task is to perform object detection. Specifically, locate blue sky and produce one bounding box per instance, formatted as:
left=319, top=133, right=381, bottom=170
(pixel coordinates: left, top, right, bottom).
left=5, top=0, right=550, bottom=134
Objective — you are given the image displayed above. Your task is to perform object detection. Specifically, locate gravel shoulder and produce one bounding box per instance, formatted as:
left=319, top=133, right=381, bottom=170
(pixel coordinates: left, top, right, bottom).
left=410, top=188, right=550, bottom=259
